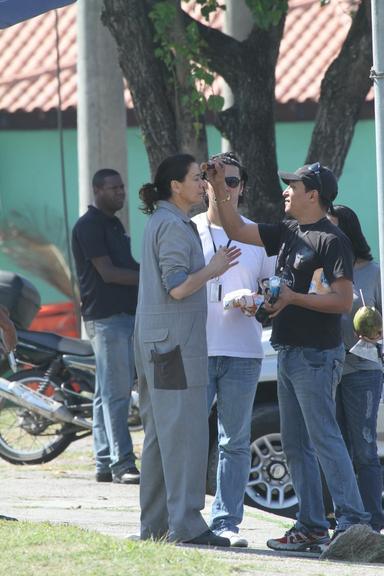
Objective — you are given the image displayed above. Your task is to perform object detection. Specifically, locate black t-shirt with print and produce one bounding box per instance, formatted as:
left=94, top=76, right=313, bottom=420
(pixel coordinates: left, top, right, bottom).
left=258, top=217, right=353, bottom=349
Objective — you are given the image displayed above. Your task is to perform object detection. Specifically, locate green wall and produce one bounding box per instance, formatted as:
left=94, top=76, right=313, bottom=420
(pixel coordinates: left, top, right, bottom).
left=0, top=130, right=79, bottom=303
left=0, top=120, right=378, bottom=303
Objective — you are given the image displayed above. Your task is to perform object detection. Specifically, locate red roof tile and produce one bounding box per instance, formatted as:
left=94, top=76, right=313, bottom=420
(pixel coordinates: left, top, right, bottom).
left=276, top=0, right=353, bottom=103
left=0, top=0, right=370, bottom=114
left=0, top=6, right=77, bottom=112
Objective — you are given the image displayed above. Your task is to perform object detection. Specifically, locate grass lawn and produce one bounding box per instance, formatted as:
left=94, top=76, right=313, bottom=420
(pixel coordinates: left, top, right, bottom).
left=0, top=521, right=238, bottom=576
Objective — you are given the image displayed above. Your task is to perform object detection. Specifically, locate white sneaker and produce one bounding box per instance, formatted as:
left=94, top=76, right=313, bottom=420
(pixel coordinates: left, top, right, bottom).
left=219, top=530, right=248, bottom=548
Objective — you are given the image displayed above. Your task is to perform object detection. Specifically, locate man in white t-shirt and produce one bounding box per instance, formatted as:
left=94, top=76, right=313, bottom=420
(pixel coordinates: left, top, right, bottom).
left=193, top=152, right=275, bottom=547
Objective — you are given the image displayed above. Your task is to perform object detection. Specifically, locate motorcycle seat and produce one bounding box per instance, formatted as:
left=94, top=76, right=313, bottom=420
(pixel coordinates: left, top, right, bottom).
left=17, top=330, right=94, bottom=356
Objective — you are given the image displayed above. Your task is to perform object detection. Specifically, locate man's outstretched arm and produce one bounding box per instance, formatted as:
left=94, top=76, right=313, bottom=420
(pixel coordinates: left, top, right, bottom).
left=207, top=160, right=264, bottom=246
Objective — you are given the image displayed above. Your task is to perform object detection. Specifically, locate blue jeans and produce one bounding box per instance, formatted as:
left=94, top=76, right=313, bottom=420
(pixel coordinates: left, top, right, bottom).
left=208, top=356, right=262, bottom=533
left=85, top=313, right=136, bottom=476
left=277, top=345, right=371, bottom=532
left=336, top=369, right=384, bottom=532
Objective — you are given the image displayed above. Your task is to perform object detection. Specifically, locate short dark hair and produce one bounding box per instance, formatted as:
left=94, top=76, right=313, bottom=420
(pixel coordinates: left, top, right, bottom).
left=139, top=154, right=196, bottom=215
left=332, top=204, right=372, bottom=261
left=302, top=180, right=332, bottom=212
left=92, top=168, right=120, bottom=190
left=210, top=151, right=248, bottom=186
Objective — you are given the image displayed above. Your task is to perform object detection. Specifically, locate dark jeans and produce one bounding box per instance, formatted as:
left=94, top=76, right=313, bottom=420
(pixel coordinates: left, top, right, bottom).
left=277, top=345, right=370, bottom=532
left=336, top=369, right=384, bottom=532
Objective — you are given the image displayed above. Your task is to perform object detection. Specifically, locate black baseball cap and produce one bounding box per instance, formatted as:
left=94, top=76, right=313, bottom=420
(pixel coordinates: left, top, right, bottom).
left=278, top=162, right=338, bottom=203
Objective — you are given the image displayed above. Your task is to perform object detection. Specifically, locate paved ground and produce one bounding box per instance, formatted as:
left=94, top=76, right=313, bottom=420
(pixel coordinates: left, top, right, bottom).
left=0, top=431, right=383, bottom=575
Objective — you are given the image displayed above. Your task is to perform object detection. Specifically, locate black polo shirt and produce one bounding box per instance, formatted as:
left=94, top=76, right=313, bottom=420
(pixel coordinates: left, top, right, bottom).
left=72, top=205, right=139, bottom=321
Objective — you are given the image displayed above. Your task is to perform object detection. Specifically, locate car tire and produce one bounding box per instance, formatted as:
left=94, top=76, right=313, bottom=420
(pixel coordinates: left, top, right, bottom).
left=244, top=402, right=298, bottom=518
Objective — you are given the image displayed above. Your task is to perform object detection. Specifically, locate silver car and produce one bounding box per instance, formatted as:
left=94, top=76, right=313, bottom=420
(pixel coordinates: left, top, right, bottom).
left=207, top=328, right=384, bottom=518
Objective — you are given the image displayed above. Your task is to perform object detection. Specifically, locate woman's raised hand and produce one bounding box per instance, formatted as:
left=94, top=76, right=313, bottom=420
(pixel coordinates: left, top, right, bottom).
left=208, top=246, right=241, bottom=278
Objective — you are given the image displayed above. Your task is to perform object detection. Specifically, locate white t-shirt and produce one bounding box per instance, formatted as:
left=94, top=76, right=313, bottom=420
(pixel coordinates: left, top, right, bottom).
left=193, top=212, right=276, bottom=358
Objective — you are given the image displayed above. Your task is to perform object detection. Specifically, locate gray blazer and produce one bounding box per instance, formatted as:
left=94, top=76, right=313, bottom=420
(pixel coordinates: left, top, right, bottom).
left=135, top=200, right=208, bottom=390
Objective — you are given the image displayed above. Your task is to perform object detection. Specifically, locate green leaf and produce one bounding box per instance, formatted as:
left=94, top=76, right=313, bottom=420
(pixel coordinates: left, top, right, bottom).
left=207, top=94, right=225, bottom=112
left=149, top=0, right=222, bottom=127
left=245, top=0, right=288, bottom=30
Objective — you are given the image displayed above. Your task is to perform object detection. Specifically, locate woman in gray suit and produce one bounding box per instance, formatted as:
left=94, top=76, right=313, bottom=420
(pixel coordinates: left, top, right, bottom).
left=135, top=153, right=240, bottom=546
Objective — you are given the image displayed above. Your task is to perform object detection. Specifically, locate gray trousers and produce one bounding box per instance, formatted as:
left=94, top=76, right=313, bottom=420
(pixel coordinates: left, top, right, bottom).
left=136, top=348, right=209, bottom=542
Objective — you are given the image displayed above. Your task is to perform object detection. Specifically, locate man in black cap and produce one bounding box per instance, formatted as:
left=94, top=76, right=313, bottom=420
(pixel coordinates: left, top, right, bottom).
left=206, top=161, right=371, bottom=553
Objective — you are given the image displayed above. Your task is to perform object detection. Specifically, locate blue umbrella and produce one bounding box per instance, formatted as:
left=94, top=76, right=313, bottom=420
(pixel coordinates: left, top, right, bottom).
left=0, top=0, right=76, bottom=28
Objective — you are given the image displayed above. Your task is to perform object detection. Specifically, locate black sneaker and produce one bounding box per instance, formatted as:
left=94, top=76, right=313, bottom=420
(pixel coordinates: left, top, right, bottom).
left=95, top=471, right=113, bottom=483
left=267, top=526, right=330, bottom=553
left=113, top=466, right=140, bottom=484
left=0, top=514, right=17, bottom=521
left=183, top=529, right=230, bottom=547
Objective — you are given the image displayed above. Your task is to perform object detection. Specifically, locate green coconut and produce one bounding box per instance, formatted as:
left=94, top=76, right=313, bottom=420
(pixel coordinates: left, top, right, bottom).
left=353, top=306, right=382, bottom=339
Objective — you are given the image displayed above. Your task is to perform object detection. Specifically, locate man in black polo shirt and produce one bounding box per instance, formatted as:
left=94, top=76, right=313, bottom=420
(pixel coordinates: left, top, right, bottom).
left=208, top=160, right=370, bottom=552
left=72, top=168, right=140, bottom=484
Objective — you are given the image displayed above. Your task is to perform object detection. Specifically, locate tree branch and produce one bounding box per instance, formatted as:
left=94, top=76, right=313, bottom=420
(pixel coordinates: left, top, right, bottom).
left=102, top=0, right=178, bottom=175
left=180, top=7, right=244, bottom=88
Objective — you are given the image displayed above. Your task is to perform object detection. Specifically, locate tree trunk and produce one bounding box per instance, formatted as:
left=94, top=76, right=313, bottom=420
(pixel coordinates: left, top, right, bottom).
left=102, top=0, right=178, bottom=177
left=167, top=1, right=208, bottom=162
left=102, top=0, right=208, bottom=177
left=306, top=0, right=372, bottom=178
left=101, top=1, right=373, bottom=221
left=195, top=16, right=286, bottom=222
left=103, top=1, right=285, bottom=219
left=221, top=25, right=285, bottom=223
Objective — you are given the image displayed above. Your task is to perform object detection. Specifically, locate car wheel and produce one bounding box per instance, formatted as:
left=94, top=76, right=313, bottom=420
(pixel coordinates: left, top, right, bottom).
left=244, top=403, right=298, bottom=518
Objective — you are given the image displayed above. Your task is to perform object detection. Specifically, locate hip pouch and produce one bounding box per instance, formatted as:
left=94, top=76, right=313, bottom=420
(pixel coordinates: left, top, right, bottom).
left=151, top=344, right=187, bottom=390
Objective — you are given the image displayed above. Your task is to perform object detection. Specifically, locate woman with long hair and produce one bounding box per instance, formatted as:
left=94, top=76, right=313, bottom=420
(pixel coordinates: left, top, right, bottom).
left=135, top=153, right=240, bottom=546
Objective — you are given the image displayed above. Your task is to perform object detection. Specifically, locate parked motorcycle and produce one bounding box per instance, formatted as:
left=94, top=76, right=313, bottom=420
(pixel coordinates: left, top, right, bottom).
left=0, top=328, right=141, bottom=465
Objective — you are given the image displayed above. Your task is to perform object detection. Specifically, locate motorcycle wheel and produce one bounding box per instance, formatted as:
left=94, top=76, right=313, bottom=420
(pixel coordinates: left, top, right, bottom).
left=0, top=369, right=74, bottom=465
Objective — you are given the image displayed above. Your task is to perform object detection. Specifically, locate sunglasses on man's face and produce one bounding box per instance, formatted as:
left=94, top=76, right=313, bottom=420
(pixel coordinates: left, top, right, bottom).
left=225, top=176, right=241, bottom=188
